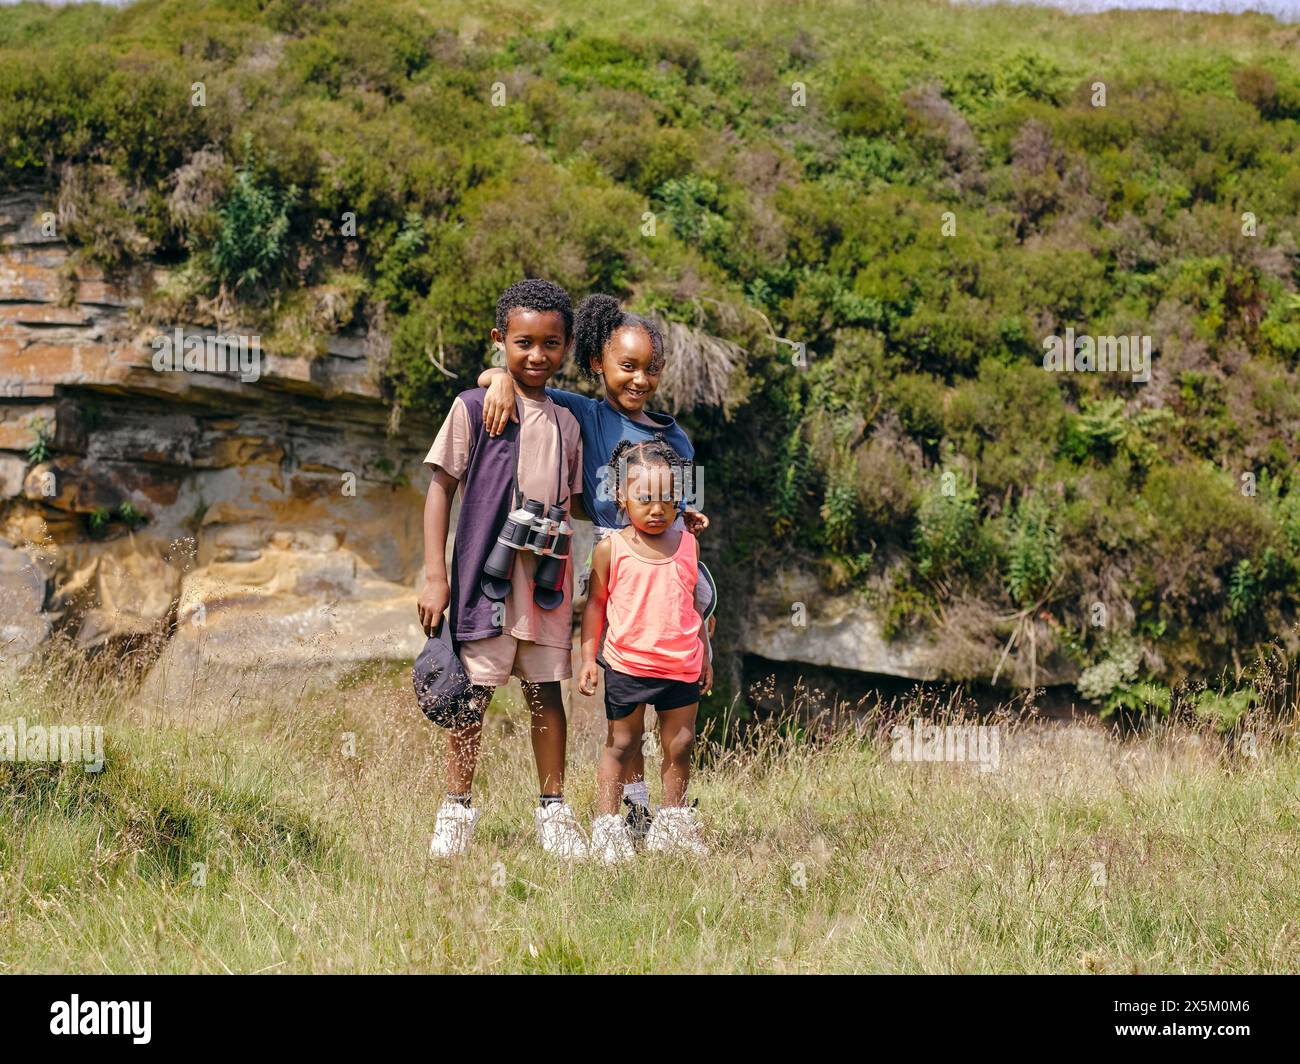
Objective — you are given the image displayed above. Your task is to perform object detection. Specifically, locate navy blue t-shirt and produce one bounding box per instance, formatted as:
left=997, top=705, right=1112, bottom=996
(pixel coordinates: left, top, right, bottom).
left=545, top=388, right=695, bottom=530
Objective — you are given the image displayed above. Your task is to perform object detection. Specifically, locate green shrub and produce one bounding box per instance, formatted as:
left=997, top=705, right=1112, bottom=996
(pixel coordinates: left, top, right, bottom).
left=210, top=164, right=298, bottom=296
left=656, top=175, right=732, bottom=265
left=914, top=470, right=989, bottom=585
left=1233, top=65, right=1278, bottom=117
left=1259, top=294, right=1300, bottom=363
left=1077, top=643, right=1173, bottom=719
left=1106, top=680, right=1172, bottom=720
left=831, top=74, right=900, bottom=137
left=820, top=456, right=861, bottom=555
left=997, top=51, right=1064, bottom=104
left=1191, top=687, right=1255, bottom=731
left=770, top=427, right=815, bottom=539
left=1002, top=495, right=1059, bottom=607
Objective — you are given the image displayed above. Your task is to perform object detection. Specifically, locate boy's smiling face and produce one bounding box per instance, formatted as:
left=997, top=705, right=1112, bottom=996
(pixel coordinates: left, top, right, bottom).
left=492, top=308, right=569, bottom=398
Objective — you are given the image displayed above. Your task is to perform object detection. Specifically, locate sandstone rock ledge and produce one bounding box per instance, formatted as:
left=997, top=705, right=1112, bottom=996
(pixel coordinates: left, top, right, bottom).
left=744, top=567, right=1079, bottom=690
left=0, top=192, right=435, bottom=695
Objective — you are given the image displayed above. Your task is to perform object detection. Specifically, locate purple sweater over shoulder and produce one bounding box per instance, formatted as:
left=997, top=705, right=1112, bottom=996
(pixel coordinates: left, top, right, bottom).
left=447, top=388, right=518, bottom=644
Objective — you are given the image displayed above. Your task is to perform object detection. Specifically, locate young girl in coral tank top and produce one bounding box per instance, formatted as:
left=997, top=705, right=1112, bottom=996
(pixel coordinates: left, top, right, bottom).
left=578, top=437, right=712, bottom=864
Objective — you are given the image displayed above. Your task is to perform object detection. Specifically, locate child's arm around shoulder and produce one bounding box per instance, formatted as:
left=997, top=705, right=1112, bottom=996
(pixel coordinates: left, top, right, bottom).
left=474, top=368, right=518, bottom=437
left=474, top=367, right=595, bottom=437
left=577, top=536, right=613, bottom=695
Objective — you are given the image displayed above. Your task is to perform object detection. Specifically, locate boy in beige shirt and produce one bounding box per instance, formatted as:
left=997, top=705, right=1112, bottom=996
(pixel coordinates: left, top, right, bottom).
left=418, top=280, right=586, bottom=858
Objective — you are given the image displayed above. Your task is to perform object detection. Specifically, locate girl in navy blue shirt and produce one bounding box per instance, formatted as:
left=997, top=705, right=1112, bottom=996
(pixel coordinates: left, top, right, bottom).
left=477, top=294, right=715, bottom=836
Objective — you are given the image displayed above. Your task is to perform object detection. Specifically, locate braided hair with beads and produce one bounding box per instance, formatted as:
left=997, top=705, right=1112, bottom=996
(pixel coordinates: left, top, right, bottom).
left=608, top=435, right=688, bottom=513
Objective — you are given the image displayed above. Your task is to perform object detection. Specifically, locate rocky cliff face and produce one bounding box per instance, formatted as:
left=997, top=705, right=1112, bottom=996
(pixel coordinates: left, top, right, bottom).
left=1, top=190, right=1068, bottom=703
left=0, top=192, right=435, bottom=689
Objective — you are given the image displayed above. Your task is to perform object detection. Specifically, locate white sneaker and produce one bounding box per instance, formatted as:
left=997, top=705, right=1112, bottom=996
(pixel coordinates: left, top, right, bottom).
left=591, top=814, right=636, bottom=865
left=430, top=799, right=480, bottom=857
left=535, top=802, right=589, bottom=859
left=644, top=805, right=709, bottom=856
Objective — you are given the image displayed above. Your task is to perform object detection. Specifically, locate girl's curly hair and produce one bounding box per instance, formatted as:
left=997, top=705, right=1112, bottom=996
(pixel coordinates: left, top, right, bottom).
left=574, top=293, right=664, bottom=380
left=608, top=435, right=687, bottom=507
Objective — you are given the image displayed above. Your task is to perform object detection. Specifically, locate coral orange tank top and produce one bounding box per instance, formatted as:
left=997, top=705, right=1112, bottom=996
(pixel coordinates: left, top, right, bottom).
left=602, top=530, right=703, bottom=682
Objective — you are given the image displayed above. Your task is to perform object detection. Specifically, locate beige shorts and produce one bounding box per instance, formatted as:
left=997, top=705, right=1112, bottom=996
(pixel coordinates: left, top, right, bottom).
left=458, top=634, right=572, bottom=688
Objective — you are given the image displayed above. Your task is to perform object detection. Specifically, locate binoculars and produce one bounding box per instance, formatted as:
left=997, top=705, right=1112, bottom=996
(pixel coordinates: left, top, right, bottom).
left=482, top=498, right=573, bottom=610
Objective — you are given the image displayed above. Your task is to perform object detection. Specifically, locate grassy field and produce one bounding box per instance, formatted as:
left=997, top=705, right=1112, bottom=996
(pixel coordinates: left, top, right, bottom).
left=2, top=642, right=1297, bottom=974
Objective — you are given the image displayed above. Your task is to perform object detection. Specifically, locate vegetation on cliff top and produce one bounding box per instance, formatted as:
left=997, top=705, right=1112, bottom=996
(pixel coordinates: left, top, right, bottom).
left=3, top=0, right=1300, bottom=710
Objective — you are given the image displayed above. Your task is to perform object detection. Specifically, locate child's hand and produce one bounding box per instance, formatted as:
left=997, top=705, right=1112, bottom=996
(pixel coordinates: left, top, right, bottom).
left=683, top=510, right=710, bottom=535
left=578, top=661, right=600, bottom=696
left=699, top=657, right=713, bottom=695
left=483, top=373, right=518, bottom=437
left=417, top=574, right=450, bottom=635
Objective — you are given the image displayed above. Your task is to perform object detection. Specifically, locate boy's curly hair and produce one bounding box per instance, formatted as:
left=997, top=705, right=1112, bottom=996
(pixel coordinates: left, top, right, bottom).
left=608, top=435, right=687, bottom=505
left=495, top=278, right=574, bottom=338
left=574, top=293, right=664, bottom=380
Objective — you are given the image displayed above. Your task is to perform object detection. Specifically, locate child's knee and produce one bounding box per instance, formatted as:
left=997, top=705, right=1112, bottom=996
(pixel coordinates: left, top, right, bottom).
left=663, top=727, right=695, bottom=762
left=605, top=728, right=640, bottom=762
left=524, top=680, right=564, bottom=713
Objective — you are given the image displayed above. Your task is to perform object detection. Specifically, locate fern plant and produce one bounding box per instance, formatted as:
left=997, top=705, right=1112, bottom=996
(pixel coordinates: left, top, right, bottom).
left=1191, top=688, right=1255, bottom=732
left=1061, top=399, right=1173, bottom=470
left=1075, top=397, right=1127, bottom=454
left=26, top=418, right=52, bottom=464
left=820, top=451, right=861, bottom=555
left=211, top=157, right=298, bottom=295
left=914, top=470, right=987, bottom=583
left=1105, top=680, right=1172, bottom=719
left=771, top=427, right=813, bottom=538
left=1003, top=494, right=1059, bottom=607
left=1227, top=558, right=1258, bottom=619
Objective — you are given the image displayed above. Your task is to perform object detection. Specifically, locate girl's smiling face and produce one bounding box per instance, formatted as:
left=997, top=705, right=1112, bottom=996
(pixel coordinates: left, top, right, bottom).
left=593, top=325, right=663, bottom=416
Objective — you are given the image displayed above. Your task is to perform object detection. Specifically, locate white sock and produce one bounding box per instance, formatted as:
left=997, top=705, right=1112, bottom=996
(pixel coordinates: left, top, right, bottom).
left=623, top=781, right=650, bottom=806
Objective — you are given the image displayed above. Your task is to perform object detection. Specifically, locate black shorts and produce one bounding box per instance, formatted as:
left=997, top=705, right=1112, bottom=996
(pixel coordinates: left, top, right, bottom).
left=600, top=658, right=701, bottom=721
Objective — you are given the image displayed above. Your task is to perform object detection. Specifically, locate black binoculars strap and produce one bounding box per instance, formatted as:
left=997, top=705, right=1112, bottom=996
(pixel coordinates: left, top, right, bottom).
left=509, top=396, right=568, bottom=510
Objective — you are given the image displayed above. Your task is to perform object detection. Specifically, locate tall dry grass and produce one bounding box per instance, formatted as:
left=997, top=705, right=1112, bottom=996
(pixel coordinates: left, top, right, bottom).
left=1, top=636, right=1297, bottom=973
